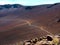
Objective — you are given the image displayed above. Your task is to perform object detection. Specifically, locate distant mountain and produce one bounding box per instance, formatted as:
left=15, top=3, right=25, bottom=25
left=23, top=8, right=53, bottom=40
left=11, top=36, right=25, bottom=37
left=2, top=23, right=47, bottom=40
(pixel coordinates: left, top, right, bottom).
left=0, top=4, right=23, bottom=10
left=0, top=3, right=60, bottom=10
left=0, top=3, right=60, bottom=44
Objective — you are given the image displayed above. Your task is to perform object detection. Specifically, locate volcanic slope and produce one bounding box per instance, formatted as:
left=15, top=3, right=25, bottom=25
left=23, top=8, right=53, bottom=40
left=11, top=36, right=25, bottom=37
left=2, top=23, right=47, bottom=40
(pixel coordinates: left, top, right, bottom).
left=0, top=3, right=60, bottom=44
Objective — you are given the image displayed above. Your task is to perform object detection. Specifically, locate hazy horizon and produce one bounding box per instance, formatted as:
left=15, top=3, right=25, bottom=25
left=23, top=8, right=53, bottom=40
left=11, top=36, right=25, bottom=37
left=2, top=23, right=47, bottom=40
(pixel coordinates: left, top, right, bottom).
left=0, top=0, right=60, bottom=6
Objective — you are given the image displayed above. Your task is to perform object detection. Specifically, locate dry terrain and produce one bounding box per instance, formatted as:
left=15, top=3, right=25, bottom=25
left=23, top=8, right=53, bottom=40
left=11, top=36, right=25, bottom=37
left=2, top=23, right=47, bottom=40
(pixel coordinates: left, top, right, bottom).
left=0, top=3, right=60, bottom=45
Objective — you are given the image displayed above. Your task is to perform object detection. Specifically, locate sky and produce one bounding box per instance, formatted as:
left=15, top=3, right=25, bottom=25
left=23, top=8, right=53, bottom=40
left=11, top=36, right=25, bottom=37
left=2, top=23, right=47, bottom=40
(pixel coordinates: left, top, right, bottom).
left=0, top=0, right=60, bottom=6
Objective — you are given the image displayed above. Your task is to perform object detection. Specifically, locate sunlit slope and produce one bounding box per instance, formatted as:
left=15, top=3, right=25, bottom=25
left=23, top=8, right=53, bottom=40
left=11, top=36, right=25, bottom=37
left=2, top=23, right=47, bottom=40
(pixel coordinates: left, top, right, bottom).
left=0, top=3, right=60, bottom=44
left=0, top=20, right=50, bottom=44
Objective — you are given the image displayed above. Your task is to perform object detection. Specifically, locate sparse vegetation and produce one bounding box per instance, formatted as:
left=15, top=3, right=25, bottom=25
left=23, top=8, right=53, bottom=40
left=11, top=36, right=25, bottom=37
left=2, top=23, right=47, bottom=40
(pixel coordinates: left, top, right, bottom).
left=23, top=35, right=60, bottom=45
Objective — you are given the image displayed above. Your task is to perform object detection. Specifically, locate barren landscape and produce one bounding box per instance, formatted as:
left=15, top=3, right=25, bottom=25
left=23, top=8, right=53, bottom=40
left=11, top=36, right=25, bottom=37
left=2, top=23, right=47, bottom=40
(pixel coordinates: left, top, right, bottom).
left=0, top=3, right=60, bottom=45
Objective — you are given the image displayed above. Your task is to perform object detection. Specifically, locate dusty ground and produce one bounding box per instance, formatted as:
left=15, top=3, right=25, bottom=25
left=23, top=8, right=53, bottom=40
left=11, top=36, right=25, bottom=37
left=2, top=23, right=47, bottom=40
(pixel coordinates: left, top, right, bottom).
left=0, top=3, right=60, bottom=45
